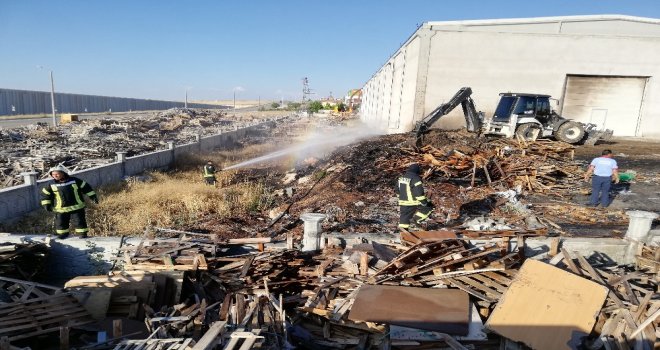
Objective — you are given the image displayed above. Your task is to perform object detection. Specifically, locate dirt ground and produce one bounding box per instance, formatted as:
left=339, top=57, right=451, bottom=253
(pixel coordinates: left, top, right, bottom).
left=573, top=138, right=660, bottom=213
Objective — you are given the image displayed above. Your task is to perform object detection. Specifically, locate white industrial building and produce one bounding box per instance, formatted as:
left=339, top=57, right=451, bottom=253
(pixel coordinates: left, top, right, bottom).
left=360, top=15, right=660, bottom=138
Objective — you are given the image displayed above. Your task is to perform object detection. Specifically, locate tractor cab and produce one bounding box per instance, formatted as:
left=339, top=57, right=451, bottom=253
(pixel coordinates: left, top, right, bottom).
left=485, top=93, right=557, bottom=140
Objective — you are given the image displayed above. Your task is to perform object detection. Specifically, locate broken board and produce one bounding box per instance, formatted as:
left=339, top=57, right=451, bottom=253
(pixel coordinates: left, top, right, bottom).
left=348, top=284, right=469, bottom=335
left=486, top=259, right=608, bottom=350
left=390, top=303, right=487, bottom=341
left=400, top=230, right=457, bottom=244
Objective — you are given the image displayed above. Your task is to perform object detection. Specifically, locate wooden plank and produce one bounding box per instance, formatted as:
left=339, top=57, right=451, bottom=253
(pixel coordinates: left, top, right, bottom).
left=240, top=256, right=255, bottom=278
left=191, top=321, right=227, bottom=350
left=452, top=276, right=502, bottom=298
left=445, top=278, right=496, bottom=303
left=486, top=260, right=608, bottom=350
left=559, top=248, right=582, bottom=276
left=219, top=293, right=232, bottom=321
left=59, top=325, right=69, bottom=350
left=348, top=285, right=469, bottom=335
left=574, top=255, right=625, bottom=308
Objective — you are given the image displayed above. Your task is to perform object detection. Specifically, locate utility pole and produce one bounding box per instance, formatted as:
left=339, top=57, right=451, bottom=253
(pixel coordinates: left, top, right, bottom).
left=302, top=77, right=313, bottom=103
left=38, top=65, right=57, bottom=127
left=185, top=89, right=188, bottom=108
left=49, top=70, right=57, bottom=127
left=233, top=90, right=236, bottom=110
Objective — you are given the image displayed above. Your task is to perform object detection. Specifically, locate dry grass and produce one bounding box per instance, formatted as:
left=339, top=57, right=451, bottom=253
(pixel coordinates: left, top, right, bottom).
left=3, top=142, right=285, bottom=236
left=89, top=170, right=272, bottom=236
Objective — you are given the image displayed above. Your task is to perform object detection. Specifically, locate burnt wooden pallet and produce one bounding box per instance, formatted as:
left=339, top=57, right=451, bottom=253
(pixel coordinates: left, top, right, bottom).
left=113, top=338, right=195, bottom=349
left=0, top=276, right=63, bottom=303
left=0, top=292, right=94, bottom=341
left=442, top=270, right=517, bottom=303
left=222, top=329, right=264, bottom=350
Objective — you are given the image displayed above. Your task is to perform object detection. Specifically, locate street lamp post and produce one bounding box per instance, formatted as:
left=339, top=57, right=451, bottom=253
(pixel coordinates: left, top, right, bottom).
left=38, top=66, right=57, bottom=127
left=49, top=70, right=56, bottom=127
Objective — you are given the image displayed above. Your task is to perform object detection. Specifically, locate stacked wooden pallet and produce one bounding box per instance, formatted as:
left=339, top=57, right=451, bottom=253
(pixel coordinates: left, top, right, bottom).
left=0, top=292, right=93, bottom=342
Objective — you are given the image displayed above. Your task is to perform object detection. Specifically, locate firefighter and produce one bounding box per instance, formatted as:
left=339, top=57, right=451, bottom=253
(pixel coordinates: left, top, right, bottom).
left=40, top=165, right=98, bottom=239
left=203, top=161, right=218, bottom=186
left=396, top=163, right=433, bottom=230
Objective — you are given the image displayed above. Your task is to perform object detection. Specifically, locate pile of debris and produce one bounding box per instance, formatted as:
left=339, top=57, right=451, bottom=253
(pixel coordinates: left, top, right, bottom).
left=3, top=229, right=657, bottom=349
left=0, top=241, right=49, bottom=280
left=254, top=129, right=627, bottom=243
left=0, top=108, right=270, bottom=188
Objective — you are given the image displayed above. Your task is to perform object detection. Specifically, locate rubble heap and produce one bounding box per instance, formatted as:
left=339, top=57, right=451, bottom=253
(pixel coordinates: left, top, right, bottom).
left=3, top=229, right=656, bottom=349
left=0, top=108, right=248, bottom=188
left=0, top=241, right=49, bottom=280
left=256, top=130, right=628, bottom=241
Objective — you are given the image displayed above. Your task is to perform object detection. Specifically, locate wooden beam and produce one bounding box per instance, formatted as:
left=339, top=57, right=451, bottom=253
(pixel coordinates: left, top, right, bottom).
left=191, top=321, right=227, bottom=350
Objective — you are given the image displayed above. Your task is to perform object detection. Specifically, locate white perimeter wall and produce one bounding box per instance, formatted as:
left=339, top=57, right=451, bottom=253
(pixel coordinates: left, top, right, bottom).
left=362, top=19, right=660, bottom=138
left=362, top=35, right=420, bottom=133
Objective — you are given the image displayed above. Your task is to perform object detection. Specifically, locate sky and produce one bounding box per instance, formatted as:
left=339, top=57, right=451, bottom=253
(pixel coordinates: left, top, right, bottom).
left=1, top=1, right=659, bottom=102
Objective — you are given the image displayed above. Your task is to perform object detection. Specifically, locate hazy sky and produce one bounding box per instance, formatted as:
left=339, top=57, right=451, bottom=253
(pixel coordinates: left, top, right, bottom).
left=1, top=1, right=659, bottom=102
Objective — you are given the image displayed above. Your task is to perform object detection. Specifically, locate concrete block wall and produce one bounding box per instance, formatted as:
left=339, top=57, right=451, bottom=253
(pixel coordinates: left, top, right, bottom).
left=0, top=185, right=37, bottom=223
left=0, top=231, right=637, bottom=285
left=0, top=119, right=282, bottom=224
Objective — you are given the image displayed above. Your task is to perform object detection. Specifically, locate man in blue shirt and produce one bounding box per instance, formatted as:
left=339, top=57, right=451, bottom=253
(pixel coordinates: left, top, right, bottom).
left=584, top=149, right=619, bottom=207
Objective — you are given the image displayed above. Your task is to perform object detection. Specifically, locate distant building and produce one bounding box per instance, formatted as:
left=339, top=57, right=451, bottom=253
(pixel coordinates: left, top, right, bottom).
left=320, top=94, right=340, bottom=107
left=345, top=89, right=362, bottom=109
left=361, top=15, right=660, bottom=137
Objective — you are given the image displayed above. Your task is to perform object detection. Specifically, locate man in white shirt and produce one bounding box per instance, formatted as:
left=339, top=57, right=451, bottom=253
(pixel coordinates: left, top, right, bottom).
left=584, top=149, right=619, bottom=207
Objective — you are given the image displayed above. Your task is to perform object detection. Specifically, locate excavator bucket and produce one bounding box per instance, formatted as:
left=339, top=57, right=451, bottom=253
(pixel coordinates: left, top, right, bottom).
left=583, top=128, right=614, bottom=146
left=414, top=87, right=482, bottom=147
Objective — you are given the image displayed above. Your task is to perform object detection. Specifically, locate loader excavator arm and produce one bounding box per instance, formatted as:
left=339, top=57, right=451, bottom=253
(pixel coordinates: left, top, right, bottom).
left=414, top=87, right=482, bottom=147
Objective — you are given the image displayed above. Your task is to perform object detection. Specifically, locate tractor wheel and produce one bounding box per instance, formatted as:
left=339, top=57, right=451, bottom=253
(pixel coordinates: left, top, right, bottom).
left=515, top=123, right=541, bottom=142
left=555, top=122, right=585, bottom=144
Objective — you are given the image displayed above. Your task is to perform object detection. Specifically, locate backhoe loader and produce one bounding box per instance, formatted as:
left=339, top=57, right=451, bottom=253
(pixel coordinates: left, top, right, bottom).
left=414, top=87, right=613, bottom=147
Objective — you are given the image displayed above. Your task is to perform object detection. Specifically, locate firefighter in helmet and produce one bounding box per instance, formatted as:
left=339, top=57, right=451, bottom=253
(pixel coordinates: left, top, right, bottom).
left=40, top=165, right=98, bottom=239
left=396, top=163, right=434, bottom=230
left=203, top=161, right=218, bottom=186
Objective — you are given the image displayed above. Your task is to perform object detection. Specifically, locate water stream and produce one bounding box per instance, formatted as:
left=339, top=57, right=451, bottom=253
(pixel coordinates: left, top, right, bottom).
left=224, top=125, right=381, bottom=170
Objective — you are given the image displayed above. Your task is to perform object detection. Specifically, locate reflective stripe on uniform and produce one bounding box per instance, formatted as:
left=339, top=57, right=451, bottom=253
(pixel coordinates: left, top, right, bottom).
left=56, top=229, right=69, bottom=234
left=398, top=177, right=420, bottom=206
left=75, top=228, right=89, bottom=233
left=41, top=200, right=52, bottom=205
left=85, top=191, right=96, bottom=197
left=42, top=188, right=51, bottom=195
left=51, top=183, right=86, bottom=213
left=398, top=223, right=410, bottom=228
left=51, top=184, right=63, bottom=210
left=204, top=166, right=215, bottom=177
left=415, top=211, right=431, bottom=222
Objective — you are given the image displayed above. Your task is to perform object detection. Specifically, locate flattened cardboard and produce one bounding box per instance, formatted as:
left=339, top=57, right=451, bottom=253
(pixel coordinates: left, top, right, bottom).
left=486, top=259, right=608, bottom=350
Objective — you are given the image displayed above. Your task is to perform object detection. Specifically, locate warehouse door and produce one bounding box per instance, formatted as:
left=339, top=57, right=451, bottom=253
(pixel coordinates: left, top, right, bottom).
left=561, top=76, right=646, bottom=136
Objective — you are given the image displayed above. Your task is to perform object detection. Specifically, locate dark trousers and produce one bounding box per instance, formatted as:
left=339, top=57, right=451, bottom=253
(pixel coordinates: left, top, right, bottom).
left=590, top=175, right=612, bottom=207
left=204, top=177, right=216, bottom=185
left=55, top=209, right=88, bottom=236
left=399, top=205, right=433, bottom=229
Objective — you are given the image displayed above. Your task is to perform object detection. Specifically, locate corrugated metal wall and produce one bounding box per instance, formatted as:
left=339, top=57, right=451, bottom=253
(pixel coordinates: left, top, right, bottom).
left=0, top=88, right=225, bottom=116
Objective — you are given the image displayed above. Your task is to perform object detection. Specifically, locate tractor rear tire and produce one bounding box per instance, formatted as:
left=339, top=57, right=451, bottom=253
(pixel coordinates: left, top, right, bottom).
left=555, top=121, right=585, bottom=144
left=515, top=123, right=541, bottom=142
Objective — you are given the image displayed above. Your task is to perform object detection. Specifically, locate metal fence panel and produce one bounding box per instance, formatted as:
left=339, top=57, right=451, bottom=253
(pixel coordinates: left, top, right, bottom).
left=0, top=88, right=224, bottom=115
